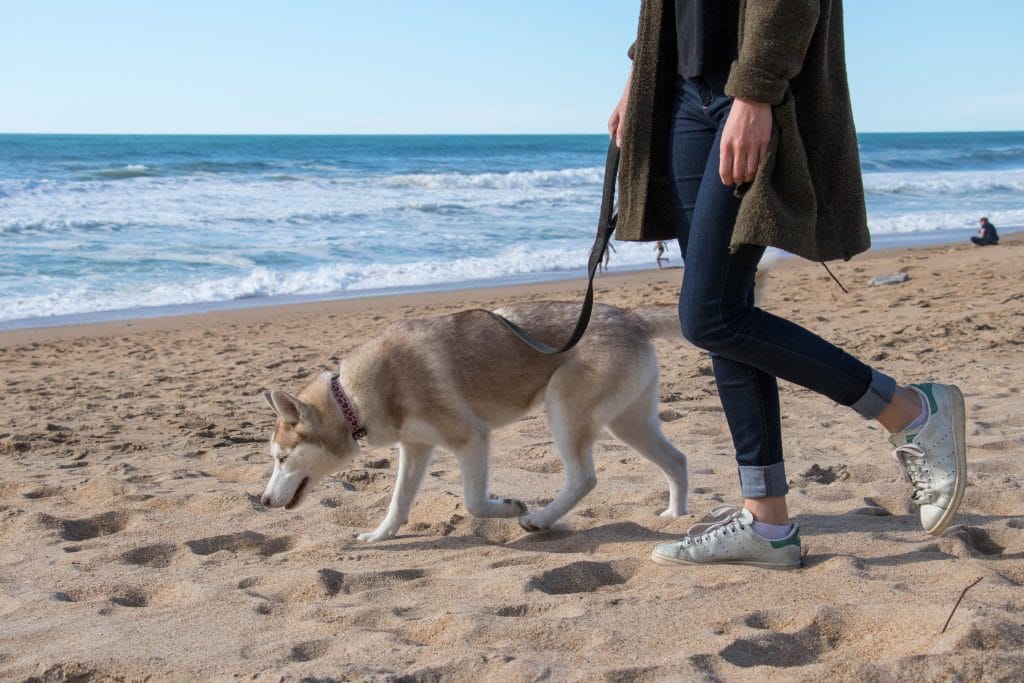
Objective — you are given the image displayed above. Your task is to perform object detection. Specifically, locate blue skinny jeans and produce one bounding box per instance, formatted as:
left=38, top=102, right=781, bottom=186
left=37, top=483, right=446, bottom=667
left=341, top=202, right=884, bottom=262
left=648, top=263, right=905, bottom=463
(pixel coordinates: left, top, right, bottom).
left=668, top=75, right=896, bottom=498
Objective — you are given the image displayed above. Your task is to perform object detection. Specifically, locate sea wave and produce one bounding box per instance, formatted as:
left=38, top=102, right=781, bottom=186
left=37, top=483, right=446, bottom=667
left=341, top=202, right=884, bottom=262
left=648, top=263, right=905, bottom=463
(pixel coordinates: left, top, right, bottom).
left=78, top=164, right=161, bottom=180
left=0, top=218, right=132, bottom=236
left=868, top=208, right=1024, bottom=234
left=385, top=166, right=604, bottom=190
left=0, top=173, right=595, bottom=236
left=862, top=169, right=1024, bottom=196
left=0, top=241, right=657, bottom=323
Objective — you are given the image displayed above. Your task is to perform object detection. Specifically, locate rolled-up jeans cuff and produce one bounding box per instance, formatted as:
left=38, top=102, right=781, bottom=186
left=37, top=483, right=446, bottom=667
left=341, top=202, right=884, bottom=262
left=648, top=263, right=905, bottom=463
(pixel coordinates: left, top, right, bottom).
left=850, top=368, right=897, bottom=419
left=738, top=462, right=789, bottom=498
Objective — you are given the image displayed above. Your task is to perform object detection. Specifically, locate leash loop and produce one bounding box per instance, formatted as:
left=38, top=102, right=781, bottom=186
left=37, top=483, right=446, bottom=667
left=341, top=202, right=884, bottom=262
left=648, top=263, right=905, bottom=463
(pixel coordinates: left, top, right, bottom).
left=490, top=141, right=620, bottom=354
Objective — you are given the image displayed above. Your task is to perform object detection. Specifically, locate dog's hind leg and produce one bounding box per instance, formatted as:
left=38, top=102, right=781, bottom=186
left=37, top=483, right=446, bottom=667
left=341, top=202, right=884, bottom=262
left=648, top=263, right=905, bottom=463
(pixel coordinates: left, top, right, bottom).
left=608, top=384, right=688, bottom=517
left=357, top=442, right=434, bottom=542
left=518, top=387, right=598, bottom=532
left=453, top=432, right=528, bottom=519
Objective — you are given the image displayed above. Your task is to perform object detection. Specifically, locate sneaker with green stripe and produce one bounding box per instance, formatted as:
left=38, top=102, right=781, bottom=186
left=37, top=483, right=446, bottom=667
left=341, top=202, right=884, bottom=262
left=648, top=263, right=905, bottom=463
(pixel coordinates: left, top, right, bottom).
left=651, top=506, right=801, bottom=569
left=889, top=382, right=967, bottom=535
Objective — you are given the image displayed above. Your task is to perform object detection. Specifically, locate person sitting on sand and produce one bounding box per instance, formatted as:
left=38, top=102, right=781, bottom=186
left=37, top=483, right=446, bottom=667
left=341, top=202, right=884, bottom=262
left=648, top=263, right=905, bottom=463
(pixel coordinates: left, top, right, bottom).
left=609, top=0, right=967, bottom=569
left=971, top=217, right=999, bottom=246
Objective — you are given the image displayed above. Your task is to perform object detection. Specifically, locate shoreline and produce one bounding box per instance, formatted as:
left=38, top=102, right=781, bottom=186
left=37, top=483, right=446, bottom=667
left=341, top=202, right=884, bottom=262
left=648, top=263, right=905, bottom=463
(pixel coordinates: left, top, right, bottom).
left=3, top=226, right=1017, bottom=336
left=2, top=230, right=1019, bottom=350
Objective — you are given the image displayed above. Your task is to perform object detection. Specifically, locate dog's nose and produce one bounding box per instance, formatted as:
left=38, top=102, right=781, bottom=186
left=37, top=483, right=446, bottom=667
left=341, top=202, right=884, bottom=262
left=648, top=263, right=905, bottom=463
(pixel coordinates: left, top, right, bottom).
left=260, top=494, right=270, bottom=507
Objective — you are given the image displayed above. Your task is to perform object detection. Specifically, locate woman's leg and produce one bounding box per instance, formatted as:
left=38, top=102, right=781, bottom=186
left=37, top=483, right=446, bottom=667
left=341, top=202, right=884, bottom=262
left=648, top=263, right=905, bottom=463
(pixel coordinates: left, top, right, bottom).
left=669, top=77, right=806, bottom=508
left=657, top=77, right=965, bottom=562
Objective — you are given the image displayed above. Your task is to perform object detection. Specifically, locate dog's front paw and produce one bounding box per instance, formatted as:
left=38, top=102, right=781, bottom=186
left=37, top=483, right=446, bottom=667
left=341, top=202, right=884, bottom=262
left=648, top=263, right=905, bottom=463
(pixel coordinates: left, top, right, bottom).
left=517, top=512, right=551, bottom=533
left=356, top=526, right=398, bottom=542
left=659, top=505, right=687, bottom=518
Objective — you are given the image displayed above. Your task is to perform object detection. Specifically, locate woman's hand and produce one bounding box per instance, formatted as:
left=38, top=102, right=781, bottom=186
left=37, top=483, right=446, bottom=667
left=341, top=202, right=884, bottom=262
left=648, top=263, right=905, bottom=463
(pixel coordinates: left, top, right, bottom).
left=607, top=66, right=633, bottom=148
left=720, top=97, right=773, bottom=185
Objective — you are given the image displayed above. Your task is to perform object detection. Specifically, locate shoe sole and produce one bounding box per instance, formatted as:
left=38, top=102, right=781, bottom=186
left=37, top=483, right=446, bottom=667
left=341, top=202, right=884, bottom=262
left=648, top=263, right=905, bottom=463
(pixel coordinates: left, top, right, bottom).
left=650, top=550, right=800, bottom=570
left=926, top=384, right=968, bottom=535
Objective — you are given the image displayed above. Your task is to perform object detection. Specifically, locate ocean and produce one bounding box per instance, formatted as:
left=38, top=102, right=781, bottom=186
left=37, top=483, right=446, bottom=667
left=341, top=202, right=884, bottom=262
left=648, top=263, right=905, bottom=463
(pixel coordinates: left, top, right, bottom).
left=1, top=132, right=1022, bottom=329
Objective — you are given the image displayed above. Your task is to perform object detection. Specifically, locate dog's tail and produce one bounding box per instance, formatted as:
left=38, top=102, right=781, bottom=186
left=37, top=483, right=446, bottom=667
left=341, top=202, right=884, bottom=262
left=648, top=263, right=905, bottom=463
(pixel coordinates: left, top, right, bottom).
left=632, top=305, right=683, bottom=340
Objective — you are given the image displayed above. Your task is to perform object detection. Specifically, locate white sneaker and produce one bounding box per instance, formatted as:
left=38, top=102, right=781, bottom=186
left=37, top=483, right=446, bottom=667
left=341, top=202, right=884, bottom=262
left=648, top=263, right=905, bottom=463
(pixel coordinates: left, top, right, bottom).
left=650, top=506, right=802, bottom=569
left=889, top=383, right=967, bottom=535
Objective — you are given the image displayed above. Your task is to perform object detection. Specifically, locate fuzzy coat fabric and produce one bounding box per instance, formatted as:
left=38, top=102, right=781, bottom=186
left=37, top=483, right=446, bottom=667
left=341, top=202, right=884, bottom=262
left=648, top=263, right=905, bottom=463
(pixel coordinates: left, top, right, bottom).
left=617, top=0, right=871, bottom=262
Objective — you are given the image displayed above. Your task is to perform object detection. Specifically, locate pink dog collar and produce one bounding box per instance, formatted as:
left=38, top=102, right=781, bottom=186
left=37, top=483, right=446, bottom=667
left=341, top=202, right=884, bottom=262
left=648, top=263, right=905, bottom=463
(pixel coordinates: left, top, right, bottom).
left=330, top=375, right=367, bottom=441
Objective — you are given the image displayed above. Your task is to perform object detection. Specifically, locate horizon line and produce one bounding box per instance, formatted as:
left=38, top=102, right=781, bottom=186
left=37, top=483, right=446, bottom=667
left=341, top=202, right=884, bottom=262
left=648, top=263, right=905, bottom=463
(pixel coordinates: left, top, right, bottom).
left=3, top=129, right=1024, bottom=137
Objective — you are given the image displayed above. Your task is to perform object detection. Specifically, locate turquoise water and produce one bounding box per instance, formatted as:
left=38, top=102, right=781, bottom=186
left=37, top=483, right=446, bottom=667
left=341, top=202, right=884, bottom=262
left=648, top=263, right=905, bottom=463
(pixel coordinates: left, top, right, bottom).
left=1, top=132, right=1022, bottom=328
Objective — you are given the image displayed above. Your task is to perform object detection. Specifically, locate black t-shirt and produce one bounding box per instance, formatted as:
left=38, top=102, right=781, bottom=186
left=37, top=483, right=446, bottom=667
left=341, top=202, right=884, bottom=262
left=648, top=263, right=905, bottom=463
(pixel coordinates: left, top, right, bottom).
left=675, top=0, right=740, bottom=78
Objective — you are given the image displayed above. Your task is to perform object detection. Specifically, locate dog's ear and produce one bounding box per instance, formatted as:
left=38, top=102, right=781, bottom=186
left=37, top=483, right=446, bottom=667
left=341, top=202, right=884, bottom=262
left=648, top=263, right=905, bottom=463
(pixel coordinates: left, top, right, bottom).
left=266, top=390, right=305, bottom=425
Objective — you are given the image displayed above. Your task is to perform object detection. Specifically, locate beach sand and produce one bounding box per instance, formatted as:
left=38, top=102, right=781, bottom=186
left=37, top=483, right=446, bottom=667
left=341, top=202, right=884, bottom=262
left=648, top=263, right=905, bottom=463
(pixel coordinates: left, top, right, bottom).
left=2, top=235, right=1023, bottom=681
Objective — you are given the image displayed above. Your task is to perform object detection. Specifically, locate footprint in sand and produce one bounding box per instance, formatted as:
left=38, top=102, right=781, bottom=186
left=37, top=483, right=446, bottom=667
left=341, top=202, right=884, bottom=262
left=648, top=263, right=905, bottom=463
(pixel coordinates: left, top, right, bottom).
left=22, top=486, right=64, bottom=500
left=120, top=543, right=180, bottom=568
left=288, top=640, right=331, bottom=663
left=801, top=463, right=849, bottom=485
left=184, top=531, right=294, bottom=557
left=109, top=586, right=149, bottom=608
left=973, top=438, right=1024, bottom=452
left=317, top=567, right=428, bottom=596
left=716, top=606, right=847, bottom=669
left=525, top=559, right=638, bottom=595
left=939, top=525, right=1006, bottom=558
left=494, top=604, right=531, bottom=617
left=38, top=511, right=131, bottom=542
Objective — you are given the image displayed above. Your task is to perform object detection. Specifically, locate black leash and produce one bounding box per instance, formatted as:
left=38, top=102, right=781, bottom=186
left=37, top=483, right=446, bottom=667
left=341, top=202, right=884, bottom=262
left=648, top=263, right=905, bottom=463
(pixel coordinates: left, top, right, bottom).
left=489, top=140, right=620, bottom=354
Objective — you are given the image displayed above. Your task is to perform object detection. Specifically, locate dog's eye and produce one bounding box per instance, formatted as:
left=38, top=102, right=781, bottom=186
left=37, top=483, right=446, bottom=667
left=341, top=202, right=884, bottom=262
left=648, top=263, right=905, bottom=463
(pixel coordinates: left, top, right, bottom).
left=277, top=455, right=288, bottom=464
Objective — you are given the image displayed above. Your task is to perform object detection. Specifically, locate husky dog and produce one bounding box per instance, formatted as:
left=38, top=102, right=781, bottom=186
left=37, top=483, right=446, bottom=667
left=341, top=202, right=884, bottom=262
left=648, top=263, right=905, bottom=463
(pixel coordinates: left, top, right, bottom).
left=261, top=301, right=689, bottom=542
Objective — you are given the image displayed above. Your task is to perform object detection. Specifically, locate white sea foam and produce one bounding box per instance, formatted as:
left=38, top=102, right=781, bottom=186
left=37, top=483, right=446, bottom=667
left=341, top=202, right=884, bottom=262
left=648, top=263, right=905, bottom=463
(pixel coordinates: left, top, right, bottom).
left=868, top=208, right=1024, bottom=235
left=0, top=170, right=599, bottom=238
left=385, top=167, right=604, bottom=190
left=862, top=168, right=1024, bottom=196
left=84, top=164, right=160, bottom=180
left=0, top=241, right=659, bottom=323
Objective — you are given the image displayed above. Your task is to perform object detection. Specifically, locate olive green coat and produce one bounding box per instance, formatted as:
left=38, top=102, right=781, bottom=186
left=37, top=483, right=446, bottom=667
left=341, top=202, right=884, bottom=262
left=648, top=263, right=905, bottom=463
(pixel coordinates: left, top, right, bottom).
left=617, top=0, right=870, bottom=262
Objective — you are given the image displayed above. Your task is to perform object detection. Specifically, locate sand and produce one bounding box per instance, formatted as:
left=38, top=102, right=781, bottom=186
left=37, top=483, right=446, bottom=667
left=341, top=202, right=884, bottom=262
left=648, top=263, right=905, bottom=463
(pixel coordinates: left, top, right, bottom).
left=2, top=235, right=1023, bottom=681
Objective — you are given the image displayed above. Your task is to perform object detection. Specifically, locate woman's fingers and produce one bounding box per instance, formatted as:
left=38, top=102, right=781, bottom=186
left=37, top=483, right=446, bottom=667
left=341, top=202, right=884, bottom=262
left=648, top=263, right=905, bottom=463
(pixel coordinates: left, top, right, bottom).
left=719, top=98, right=772, bottom=185
left=607, top=109, right=621, bottom=141
left=720, top=145, right=756, bottom=185
left=609, top=67, right=633, bottom=147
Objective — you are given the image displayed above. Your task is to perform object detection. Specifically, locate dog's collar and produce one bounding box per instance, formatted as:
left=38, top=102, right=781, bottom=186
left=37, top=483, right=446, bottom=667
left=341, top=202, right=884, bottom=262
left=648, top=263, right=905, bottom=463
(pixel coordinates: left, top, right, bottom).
left=330, top=375, right=367, bottom=441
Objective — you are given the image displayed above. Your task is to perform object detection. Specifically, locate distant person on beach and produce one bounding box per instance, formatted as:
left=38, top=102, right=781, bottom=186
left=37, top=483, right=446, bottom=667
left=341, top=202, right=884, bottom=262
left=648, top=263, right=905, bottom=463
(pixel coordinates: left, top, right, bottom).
left=608, top=0, right=966, bottom=569
left=654, top=240, right=669, bottom=268
left=971, top=217, right=999, bottom=246
left=601, top=241, right=617, bottom=272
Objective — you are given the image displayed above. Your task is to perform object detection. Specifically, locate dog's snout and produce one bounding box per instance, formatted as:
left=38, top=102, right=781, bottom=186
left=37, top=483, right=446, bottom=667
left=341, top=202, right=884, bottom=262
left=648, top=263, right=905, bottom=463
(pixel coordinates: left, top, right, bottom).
left=260, top=494, right=271, bottom=507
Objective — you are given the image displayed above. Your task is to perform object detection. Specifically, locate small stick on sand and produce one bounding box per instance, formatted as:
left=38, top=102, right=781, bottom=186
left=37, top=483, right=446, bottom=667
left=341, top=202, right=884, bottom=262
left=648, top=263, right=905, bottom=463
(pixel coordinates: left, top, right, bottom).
left=941, top=576, right=984, bottom=634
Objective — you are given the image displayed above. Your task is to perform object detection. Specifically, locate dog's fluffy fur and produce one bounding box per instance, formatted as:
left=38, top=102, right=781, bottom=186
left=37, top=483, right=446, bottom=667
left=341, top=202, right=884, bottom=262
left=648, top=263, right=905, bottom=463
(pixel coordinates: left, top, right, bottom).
left=261, top=301, right=688, bottom=541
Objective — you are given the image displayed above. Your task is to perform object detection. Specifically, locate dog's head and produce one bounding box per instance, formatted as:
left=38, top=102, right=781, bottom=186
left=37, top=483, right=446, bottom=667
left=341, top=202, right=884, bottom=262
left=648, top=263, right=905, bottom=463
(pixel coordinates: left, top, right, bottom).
left=260, top=387, right=360, bottom=510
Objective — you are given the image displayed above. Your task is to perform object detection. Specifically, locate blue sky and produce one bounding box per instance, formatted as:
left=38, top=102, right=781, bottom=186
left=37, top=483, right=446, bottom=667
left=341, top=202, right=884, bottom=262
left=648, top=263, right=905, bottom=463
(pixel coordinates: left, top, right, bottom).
left=2, top=1, right=1021, bottom=134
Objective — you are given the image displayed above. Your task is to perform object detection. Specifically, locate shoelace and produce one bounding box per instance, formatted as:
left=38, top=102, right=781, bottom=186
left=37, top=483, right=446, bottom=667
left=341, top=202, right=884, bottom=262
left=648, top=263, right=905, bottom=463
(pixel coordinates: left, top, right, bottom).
left=891, top=443, right=934, bottom=504
left=682, top=505, right=745, bottom=544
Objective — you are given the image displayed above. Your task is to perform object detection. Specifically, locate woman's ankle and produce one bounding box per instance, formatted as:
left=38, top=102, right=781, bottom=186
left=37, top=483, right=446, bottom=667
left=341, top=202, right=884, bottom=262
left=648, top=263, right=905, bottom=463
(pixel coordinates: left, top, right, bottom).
left=744, top=496, right=789, bottom=525
left=877, top=385, right=926, bottom=434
